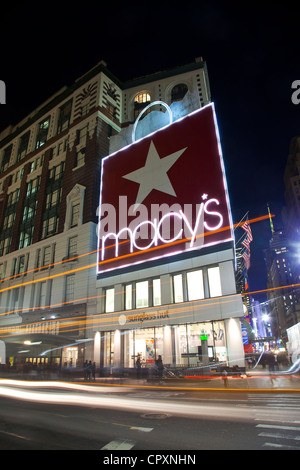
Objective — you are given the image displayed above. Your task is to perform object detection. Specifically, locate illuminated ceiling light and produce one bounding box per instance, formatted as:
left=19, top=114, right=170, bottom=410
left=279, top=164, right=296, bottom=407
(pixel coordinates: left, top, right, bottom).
left=24, top=341, right=42, bottom=345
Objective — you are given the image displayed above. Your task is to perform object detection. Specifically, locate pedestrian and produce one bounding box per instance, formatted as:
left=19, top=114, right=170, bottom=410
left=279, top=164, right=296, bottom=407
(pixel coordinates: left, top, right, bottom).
left=155, top=355, right=164, bottom=381
left=87, top=360, right=92, bottom=380
left=268, top=353, right=275, bottom=373
left=92, top=362, right=96, bottom=380
left=136, top=354, right=142, bottom=379
left=222, top=369, right=228, bottom=388
left=83, top=360, right=88, bottom=381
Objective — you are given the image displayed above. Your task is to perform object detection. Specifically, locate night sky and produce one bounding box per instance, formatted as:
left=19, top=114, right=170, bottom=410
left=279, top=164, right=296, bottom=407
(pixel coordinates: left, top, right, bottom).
left=0, top=0, right=299, bottom=301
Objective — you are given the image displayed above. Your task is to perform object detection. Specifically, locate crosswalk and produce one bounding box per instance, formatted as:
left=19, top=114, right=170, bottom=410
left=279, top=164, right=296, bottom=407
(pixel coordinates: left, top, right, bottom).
left=100, top=426, right=153, bottom=450
left=249, top=394, right=300, bottom=449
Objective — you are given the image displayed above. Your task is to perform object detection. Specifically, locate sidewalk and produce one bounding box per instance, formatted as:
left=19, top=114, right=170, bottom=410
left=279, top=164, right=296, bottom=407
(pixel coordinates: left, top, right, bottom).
left=75, top=369, right=300, bottom=392
left=2, top=368, right=300, bottom=392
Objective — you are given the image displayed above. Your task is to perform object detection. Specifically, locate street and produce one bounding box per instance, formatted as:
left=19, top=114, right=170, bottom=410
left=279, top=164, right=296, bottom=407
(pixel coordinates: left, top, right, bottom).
left=0, top=378, right=300, bottom=452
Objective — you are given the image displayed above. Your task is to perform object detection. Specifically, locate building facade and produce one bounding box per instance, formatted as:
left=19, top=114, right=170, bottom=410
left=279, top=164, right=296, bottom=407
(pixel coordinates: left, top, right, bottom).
left=0, top=58, right=245, bottom=372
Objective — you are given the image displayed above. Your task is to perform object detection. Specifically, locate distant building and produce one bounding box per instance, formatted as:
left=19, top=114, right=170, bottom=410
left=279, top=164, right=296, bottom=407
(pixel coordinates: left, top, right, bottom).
left=265, top=228, right=300, bottom=341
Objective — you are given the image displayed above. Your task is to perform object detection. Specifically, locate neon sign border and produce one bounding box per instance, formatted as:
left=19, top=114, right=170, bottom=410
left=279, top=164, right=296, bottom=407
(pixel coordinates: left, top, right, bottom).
left=96, top=102, right=234, bottom=275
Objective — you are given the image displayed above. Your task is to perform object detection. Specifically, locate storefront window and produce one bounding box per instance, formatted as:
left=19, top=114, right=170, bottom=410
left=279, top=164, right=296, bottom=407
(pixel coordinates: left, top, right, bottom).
left=173, top=321, right=227, bottom=366
left=124, top=327, right=164, bottom=367
left=208, top=266, right=222, bottom=297
left=103, top=331, right=114, bottom=367
left=173, top=274, right=183, bottom=303
left=212, top=321, right=227, bottom=362
left=187, top=269, right=204, bottom=301
left=136, top=280, right=149, bottom=308
left=62, top=347, right=78, bottom=367
left=104, top=322, right=227, bottom=370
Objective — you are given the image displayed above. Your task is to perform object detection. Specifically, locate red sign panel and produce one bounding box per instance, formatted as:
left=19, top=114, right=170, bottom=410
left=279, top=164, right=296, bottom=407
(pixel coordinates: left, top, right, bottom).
left=97, top=103, right=233, bottom=274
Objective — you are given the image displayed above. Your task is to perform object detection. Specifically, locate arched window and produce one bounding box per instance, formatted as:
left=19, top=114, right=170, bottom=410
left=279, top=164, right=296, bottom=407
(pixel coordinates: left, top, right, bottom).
left=171, top=84, right=188, bottom=103
left=133, top=92, right=151, bottom=120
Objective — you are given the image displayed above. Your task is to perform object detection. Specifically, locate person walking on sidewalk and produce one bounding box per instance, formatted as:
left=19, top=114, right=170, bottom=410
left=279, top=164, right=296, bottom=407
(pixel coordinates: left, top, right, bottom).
left=136, top=354, right=142, bottom=379
left=155, top=355, right=164, bottom=381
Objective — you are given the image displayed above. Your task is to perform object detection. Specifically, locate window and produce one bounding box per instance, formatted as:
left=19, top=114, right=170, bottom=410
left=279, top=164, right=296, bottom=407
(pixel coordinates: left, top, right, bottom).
left=42, top=246, right=52, bottom=267
left=19, top=177, right=40, bottom=248
left=136, top=280, right=149, bottom=308
left=105, top=288, right=115, bottom=312
left=171, top=83, right=188, bottom=103
left=68, top=236, right=78, bottom=258
left=36, top=116, right=50, bottom=149
left=11, top=254, right=29, bottom=277
left=134, top=92, right=151, bottom=104
left=208, top=267, right=222, bottom=297
left=42, top=216, right=58, bottom=239
left=35, top=245, right=55, bottom=270
left=1, top=145, right=12, bottom=173
left=65, top=184, right=85, bottom=230
left=78, top=126, right=88, bottom=146
left=65, top=275, right=75, bottom=302
left=3, top=212, right=15, bottom=230
left=187, top=270, right=204, bottom=301
left=46, top=189, right=61, bottom=210
left=57, top=100, right=72, bottom=134
left=76, top=149, right=85, bottom=168
left=71, top=203, right=80, bottom=227
left=0, top=237, right=11, bottom=256
left=17, top=131, right=30, bottom=161
left=38, top=281, right=47, bottom=308
left=125, top=284, right=133, bottom=310
left=0, top=187, right=18, bottom=254
left=106, top=102, right=117, bottom=118
left=26, top=177, right=40, bottom=197
left=173, top=274, right=183, bottom=303
left=49, top=162, right=64, bottom=181
left=42, top=163, right=64, bottom=239
left=134, top=92, right=151, bottom=120
left=11, top=287, right=20, bottom=312
left=153, top=279, right=161, bottom=306
left=0, top=262, right=7, bottom=281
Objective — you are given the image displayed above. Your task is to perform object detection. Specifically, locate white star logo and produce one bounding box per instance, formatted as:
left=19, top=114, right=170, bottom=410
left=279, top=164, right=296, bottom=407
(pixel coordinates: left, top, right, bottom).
left=123, top=140, right=187, bottom=209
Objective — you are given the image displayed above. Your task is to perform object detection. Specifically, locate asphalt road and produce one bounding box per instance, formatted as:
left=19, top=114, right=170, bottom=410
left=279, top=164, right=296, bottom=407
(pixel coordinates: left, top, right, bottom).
left=0, top=381, right=300, bottom=453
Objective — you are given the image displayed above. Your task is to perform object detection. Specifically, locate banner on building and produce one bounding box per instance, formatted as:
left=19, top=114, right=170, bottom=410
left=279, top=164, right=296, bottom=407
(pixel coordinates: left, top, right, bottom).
left=97, top=103, right=234, bottom=274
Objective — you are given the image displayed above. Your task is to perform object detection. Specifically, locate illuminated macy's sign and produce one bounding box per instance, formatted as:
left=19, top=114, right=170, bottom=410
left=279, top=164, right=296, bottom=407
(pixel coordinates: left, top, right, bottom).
left=97, top=103, right=233, bottom=274
left=99, top=194, right=223, bottom=260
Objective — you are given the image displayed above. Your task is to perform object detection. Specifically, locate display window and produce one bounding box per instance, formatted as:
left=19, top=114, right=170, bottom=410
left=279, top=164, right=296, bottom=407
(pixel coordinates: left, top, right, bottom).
left=101, top=321, right=227, bottom=369
left=62, top=346, right=78, bottom=367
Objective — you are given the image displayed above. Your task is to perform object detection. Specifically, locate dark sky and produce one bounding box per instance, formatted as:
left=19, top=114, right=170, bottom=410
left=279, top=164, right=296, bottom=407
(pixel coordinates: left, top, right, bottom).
left=0, top=0, right=299, bottom=300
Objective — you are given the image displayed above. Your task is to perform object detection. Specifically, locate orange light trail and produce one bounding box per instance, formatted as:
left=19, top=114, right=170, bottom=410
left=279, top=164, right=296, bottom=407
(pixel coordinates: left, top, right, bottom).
left=97, top=213, right=273, bottom=267
left=0, top=213, right=274, bottom=296
left=0, top=295, right=239, bottom=338
left=242, top=282, right=300, bottom=297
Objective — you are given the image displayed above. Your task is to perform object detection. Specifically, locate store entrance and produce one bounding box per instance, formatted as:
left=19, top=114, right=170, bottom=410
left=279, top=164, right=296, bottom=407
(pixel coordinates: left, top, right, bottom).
left=62, top=346, right=78, bottom=367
